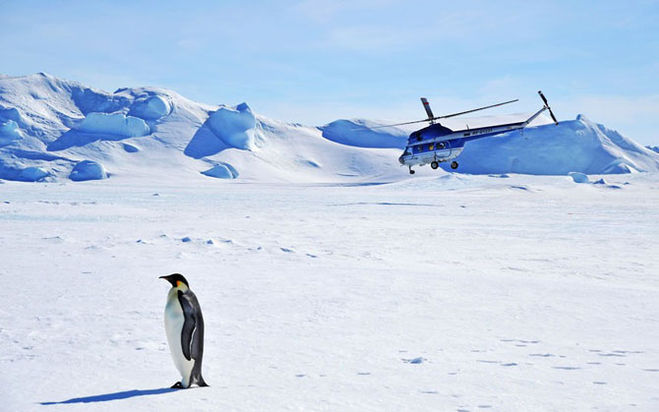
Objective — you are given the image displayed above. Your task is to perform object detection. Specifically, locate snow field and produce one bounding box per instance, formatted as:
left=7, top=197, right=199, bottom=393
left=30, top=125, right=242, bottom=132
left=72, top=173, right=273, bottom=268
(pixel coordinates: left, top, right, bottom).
left=1, top=173, right=658, bottom=410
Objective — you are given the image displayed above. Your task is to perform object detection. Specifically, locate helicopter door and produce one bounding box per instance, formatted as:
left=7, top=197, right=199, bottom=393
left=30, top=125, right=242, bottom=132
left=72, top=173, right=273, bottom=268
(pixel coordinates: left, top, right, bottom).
left=434, top=141, right=451, bottom=161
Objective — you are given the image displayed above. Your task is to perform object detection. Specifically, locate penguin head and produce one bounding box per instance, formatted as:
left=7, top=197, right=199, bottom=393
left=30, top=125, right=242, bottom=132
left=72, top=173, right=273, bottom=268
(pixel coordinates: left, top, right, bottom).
left=159, top=273, right=189, bottom=290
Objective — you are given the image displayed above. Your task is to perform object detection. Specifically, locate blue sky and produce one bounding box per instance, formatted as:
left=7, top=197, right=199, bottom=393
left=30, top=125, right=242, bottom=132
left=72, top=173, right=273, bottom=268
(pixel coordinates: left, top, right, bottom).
left=1, top=0, right=658, bottom=144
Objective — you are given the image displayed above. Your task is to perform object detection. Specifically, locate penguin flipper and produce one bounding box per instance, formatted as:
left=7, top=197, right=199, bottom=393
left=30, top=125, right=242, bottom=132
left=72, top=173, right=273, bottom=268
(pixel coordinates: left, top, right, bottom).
left=177, top=290, right=197, bottom=361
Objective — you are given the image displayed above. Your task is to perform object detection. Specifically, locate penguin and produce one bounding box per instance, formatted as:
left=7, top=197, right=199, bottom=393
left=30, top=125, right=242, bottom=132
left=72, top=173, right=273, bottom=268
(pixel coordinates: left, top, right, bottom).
left=159, top=273, right=208, bottom=389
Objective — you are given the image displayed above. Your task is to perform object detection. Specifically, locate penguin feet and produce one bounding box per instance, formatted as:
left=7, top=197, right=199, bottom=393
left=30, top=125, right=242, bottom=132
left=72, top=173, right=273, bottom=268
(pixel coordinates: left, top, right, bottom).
left=171, top=381, right=185, bottom=389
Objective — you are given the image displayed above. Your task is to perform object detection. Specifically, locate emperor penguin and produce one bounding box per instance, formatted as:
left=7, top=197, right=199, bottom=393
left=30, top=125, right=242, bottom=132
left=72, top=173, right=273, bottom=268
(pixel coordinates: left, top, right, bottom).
left=160, top=273, right=208, bottom=389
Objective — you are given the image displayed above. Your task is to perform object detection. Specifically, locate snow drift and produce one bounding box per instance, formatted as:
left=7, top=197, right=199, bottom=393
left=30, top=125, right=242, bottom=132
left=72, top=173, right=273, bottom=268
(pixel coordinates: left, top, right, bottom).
left=320, top=119, right=407, bottom=149
left=0, top=73, right=657, bottom=183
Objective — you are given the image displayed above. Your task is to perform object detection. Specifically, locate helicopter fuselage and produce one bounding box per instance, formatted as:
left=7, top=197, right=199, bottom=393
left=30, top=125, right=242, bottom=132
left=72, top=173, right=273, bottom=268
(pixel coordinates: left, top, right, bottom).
left=398, top=120, right=527, bottom=168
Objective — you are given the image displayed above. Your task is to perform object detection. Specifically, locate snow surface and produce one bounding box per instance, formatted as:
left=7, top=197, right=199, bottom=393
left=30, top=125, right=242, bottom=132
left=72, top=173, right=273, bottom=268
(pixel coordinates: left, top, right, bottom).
left=1, top=74, right=658, bottom=183
left=1, top=173, right=658, bottom=411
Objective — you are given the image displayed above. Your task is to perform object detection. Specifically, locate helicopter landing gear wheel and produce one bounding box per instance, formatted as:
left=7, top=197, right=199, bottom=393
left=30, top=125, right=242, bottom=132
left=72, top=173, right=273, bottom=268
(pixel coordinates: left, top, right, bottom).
left=430, top=161, right=439, bottom=170
left=409, top=168, right=415, bottom=175
left=450, top=161, right=459, bottom=170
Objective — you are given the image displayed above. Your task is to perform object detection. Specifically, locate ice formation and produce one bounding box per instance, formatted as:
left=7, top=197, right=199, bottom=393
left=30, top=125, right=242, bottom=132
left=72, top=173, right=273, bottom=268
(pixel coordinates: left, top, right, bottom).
left=0, top=73, right=658, bottom=182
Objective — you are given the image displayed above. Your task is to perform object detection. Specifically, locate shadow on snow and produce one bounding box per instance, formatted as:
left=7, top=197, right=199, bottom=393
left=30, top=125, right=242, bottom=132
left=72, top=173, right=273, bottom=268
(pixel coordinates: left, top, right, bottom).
left=40, top=387, right=177, bottom=405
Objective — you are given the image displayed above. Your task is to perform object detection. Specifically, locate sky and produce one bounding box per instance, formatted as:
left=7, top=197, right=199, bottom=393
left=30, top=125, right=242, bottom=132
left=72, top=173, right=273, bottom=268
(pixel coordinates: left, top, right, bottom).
left=1, top=0, right=658, bottom=144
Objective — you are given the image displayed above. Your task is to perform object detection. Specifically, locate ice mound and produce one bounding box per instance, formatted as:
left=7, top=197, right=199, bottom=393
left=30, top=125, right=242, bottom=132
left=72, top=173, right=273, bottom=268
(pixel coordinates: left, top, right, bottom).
left=184, top=102, right=259, bottom=159
left=128, top=95, right=172, bottom=120
left=71, top=87, right=128, bottom=115
left=69, top=160, right=107, bottom=181
left=568, top=172, right=589, bottom=183
left=76, top=112, right=151, bottom=137
left=17, top=166, right=50, bottom=182
left=321, top=119, right=406, bottom=149
left=122, top=143, right=139, bottom=153
left=47, top=112, right=152, bottom=151
left=0, top=106, right=25, bottom=127
left=201, top=163, right=239, bottom=179
left=0, top=120, right=22, bottom=147
left=206, top=103, right=257, bottom=150
left=184, top=123, right=229, bottom=158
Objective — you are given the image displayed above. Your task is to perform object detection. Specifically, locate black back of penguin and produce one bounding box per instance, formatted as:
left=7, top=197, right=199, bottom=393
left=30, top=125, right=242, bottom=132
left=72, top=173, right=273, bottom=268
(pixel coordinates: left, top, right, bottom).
left=178, top=287, right=207, bottom=386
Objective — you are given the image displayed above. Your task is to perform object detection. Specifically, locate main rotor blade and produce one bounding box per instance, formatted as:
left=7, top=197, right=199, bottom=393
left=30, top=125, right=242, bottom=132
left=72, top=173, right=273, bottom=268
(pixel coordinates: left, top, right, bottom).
left=367, top=118, right=435, bottom=129
left=357, top=97, right=519, bottom=130
left=437, top=99, right=519, bottom=119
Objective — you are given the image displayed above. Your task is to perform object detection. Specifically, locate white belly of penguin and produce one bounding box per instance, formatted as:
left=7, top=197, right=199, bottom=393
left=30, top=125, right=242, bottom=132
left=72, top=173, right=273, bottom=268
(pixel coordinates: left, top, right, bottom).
left=164, top=289, right=195, bottom=386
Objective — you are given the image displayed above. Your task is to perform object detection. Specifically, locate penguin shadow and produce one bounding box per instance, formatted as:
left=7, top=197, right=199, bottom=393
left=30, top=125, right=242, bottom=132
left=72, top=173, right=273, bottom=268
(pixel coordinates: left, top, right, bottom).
left=40, top=387, right=178, bottom=405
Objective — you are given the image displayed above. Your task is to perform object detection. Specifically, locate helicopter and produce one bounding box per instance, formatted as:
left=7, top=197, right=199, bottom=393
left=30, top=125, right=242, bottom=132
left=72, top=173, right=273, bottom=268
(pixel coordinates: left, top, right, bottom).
left=372, top=91, right=558, bottom=174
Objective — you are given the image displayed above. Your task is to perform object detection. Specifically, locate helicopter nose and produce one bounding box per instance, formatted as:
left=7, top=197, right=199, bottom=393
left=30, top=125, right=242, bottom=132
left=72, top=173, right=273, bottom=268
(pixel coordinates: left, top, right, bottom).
left=398, top=155, right=405, bottom=165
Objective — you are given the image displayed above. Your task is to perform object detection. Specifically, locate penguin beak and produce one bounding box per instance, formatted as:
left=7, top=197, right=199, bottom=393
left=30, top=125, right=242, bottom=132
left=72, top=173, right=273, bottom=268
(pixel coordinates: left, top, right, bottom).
left=159, top=275, right=174, bottom=286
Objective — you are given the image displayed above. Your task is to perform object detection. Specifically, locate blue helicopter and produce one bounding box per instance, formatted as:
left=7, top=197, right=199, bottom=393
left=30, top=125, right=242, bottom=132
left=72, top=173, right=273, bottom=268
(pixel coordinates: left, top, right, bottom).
left=374, top=91, right=558, bottom=174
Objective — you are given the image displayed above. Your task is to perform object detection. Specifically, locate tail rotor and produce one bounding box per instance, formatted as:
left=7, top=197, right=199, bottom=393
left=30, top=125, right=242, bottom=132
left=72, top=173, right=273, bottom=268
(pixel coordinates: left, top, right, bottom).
left=538, top=91, right=558, bottom=125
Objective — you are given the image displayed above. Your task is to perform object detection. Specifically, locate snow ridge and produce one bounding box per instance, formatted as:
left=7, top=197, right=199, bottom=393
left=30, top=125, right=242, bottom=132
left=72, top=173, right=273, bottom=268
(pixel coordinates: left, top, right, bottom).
left=1, top=73, right=658, bottom=182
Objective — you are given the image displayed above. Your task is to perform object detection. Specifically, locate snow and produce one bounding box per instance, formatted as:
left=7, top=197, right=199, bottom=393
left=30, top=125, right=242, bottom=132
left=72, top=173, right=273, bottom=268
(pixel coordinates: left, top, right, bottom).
left=1, top=173, right=658, bottom=410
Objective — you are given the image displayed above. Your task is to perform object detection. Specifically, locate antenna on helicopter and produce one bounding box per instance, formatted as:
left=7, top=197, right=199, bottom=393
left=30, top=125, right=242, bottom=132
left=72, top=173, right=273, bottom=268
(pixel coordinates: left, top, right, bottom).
left=368, top=98, right=519, bottom=129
